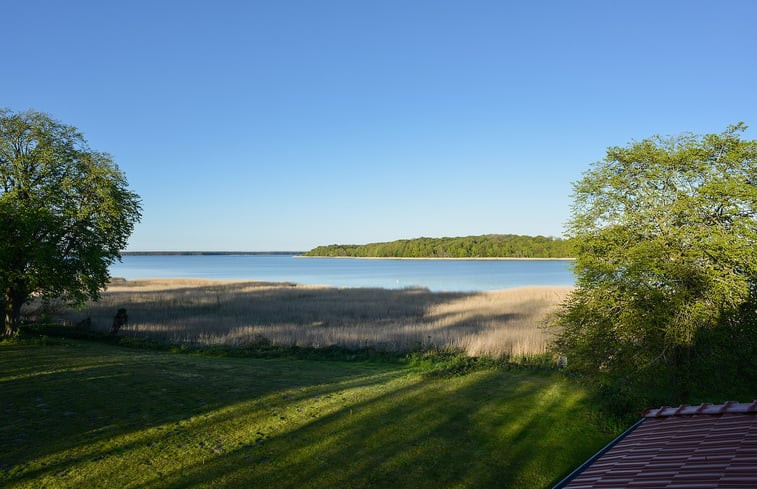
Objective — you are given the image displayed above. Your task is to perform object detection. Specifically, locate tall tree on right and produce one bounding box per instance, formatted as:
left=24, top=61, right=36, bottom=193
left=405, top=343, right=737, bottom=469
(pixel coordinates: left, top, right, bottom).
left=552, top=123, right=757, bottom=402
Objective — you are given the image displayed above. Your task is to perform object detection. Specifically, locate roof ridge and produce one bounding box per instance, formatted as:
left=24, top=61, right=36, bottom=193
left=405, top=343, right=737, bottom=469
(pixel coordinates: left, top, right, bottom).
left=643, top=400, right=757, bottom=417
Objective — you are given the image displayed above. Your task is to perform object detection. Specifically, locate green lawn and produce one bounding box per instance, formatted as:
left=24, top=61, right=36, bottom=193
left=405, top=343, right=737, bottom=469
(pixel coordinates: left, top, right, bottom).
left=1, top=340, right=615, bottom=488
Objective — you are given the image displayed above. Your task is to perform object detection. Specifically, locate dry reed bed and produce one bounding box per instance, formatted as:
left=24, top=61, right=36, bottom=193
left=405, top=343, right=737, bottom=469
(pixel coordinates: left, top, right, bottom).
left=46, top=279, right=572, bottom=358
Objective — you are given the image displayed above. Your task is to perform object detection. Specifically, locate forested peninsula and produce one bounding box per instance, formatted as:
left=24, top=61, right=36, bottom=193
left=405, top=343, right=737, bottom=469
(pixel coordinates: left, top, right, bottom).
left=304, top=234, right=574, bottom=259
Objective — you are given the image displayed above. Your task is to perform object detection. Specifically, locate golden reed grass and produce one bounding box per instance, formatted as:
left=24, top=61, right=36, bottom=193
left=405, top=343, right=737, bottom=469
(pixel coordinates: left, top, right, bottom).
left=38, top=279, right=572, bottom=358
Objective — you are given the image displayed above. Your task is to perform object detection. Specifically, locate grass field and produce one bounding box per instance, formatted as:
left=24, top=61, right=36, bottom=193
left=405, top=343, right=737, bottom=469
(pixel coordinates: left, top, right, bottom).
left=0, top=339, right=615, bottom=489
left=36, top=279, right=572, bottom=358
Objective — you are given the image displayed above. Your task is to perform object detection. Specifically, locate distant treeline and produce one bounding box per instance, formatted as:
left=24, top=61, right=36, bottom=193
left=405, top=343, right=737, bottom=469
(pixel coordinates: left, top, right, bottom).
left=304, top=234, right=574, bottom=259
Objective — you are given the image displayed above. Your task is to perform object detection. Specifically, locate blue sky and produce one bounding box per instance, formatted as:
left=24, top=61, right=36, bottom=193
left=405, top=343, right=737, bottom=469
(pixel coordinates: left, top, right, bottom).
left=4, top=1, right=756, bottom=251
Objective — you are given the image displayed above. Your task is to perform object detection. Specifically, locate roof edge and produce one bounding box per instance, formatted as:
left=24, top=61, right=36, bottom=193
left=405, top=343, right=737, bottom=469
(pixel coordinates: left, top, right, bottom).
left=551, top=417, right=645, bottom=489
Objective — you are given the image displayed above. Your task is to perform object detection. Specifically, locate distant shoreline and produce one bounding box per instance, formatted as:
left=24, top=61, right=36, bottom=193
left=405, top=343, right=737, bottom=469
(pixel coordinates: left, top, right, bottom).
left=121, top=251, right=304, bottom=256
left=120, top=252, right=574, bottom=260
left=297, top=256, right=575, bottom=261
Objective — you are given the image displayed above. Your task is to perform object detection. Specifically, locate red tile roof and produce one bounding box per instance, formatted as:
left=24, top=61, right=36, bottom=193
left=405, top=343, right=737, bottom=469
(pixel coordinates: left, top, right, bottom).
left=555, top=402, right=757, bottom=489
left=643, top=400, right=757, bottom=417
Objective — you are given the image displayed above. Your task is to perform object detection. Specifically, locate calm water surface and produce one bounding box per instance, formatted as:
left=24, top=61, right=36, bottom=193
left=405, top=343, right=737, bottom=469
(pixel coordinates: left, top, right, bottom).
left=110, top=255, right=575, bottom=292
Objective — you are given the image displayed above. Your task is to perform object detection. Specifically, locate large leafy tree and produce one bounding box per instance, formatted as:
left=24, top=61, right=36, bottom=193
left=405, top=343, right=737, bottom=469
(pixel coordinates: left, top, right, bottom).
left=1, top=109, right=141, bottom=335
left=552, top=124, right=757, bottom=399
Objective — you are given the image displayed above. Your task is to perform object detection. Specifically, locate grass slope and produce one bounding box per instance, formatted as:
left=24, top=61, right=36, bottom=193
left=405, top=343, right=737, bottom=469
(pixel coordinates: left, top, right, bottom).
left=1, top=340, right=615, bottom=489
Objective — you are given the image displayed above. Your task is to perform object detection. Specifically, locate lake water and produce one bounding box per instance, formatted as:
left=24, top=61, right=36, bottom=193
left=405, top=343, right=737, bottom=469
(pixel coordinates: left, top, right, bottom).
left=110, top=255, right=575, bottom=292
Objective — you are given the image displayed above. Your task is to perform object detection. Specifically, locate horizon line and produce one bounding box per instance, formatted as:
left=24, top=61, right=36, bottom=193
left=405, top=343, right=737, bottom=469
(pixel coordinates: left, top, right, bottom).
left=121, top=251, right=305, bottom=255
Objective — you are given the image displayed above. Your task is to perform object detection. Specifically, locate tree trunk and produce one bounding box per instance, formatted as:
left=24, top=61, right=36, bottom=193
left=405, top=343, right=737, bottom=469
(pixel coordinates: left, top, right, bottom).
left=3, top=287, right=24, bottom=337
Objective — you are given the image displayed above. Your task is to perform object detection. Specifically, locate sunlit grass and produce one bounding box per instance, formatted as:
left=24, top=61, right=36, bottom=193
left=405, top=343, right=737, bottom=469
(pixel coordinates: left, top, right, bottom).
left=35, top=280, right=571, bottom=358
left=0, top=340, right=614, bottom=488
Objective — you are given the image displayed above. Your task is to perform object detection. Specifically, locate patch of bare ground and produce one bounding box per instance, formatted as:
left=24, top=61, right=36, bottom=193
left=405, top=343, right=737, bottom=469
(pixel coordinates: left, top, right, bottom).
left=34, top=279, right=572, bottom=358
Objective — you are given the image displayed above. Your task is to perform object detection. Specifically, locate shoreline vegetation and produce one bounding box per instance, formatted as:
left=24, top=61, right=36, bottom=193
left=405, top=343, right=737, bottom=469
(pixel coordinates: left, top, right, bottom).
left=303, top=234, right=574, bottom=259
left=119, top=234, right=575, bottom=259
left=34, top=278, right=573, bottom=359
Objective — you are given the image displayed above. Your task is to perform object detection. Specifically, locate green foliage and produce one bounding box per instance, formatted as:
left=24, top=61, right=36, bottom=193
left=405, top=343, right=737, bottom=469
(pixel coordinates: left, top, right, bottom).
left=552, top=123, right=757, bottom=404
left=305, top=234, right=573, bottom=258
left=681, top=281, right=757, bottom=401
left=0, top=109, right=141, bottom=335
left=406, top=349, right=557, bottom=377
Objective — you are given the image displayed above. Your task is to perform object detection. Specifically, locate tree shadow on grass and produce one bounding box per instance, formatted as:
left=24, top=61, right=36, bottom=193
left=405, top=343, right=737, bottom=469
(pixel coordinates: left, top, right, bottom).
left=1, top=341, right=613, bottom=489
left=0, top=341, right=405, bottom=485
left=130, top=372, right=610, bottom=489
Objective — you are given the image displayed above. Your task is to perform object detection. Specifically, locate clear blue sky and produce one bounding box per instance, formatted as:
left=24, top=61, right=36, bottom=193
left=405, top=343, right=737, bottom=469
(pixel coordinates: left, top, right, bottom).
left=4, top=0, right=756, bottom=251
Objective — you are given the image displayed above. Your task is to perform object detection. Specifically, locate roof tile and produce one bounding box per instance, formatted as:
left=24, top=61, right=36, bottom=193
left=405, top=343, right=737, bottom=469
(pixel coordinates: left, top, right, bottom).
left=556, top=402, right=757, bottom=489
left=643, top=401, right=757, bottom=417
